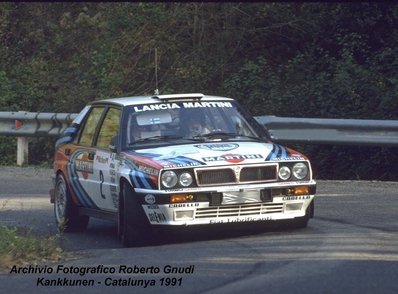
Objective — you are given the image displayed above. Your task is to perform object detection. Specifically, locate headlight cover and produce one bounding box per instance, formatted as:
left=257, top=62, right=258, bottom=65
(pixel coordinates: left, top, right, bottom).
left=161, top=171, right=178, bottom=188
left=292, top=163, right=308, bottom=180
left=179, top=172, right=193, bottom=187
left=278, top=166, right=291, bottom=181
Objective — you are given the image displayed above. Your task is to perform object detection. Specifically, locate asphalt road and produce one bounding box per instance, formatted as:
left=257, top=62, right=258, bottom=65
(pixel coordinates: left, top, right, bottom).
left=0, top=166, right=397, bottom=294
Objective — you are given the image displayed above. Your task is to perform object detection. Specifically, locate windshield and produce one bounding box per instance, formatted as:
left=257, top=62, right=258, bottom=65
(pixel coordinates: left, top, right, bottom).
left=122, top=100, right=268, bottom=148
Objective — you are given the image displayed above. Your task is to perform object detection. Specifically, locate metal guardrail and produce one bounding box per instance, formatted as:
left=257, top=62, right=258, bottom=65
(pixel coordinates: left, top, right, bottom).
left=0, top=111, right=77, bottom=137
left=0, top=111, right=398, bottom=165
left=1, top=111, right=398, bottom=146
left=256, top=116, right=398, bottom=146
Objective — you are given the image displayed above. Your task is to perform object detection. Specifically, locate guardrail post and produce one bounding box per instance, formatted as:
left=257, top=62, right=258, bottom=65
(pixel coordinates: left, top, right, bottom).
left=17, top=137, right=29, bottom=166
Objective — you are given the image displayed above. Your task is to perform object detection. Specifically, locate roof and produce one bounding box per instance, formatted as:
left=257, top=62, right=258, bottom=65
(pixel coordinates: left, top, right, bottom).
left=90, top=93, right=234, bottom=107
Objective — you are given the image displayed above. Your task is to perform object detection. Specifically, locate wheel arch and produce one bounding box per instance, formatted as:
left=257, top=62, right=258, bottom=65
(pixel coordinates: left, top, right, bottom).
left=119, top=175, right=133, bottom=193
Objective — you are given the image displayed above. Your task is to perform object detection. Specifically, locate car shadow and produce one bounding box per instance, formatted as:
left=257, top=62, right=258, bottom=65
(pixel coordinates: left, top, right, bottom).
left=58, top=218, right=308, bottom=251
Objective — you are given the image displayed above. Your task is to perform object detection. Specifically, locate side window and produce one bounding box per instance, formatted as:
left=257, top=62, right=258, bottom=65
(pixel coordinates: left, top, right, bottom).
left=96, top=107, right=121, bottom=149
left=78, top=107, right=104, bottom=146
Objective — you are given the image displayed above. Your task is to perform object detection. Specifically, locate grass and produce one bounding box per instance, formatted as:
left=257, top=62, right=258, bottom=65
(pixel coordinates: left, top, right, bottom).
left=0, top=225, right=67, bottom=271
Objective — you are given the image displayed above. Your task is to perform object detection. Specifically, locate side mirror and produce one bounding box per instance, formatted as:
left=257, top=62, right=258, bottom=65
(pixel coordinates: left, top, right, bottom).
left=55, top=125, right=79, bottom=148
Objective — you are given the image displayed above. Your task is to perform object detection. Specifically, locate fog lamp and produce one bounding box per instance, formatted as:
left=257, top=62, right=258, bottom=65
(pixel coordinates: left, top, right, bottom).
left=294, top=186, right=310, bottom=195
left=286, top=186, right=310, bottom=196
left=170, top=194, right=194, bottom=203
left=285, top=203, right=303, bottom=212
left=175, top=210, right=194, bottom=220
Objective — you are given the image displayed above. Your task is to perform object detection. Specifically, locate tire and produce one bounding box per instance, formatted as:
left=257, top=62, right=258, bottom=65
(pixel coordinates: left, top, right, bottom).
left=118, top=182, right=152, bottom=247
left=54, top=174, right=89, bottom=232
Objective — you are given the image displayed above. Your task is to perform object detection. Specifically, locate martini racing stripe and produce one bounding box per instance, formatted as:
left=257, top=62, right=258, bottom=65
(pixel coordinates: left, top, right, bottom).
left=266, top=144, right=289, bottom=161
left=136, top=152, right=205, bottom=167
left=122, top=158, right=157, bottom=190
left=129, top=169, right=156, bottom=189
left=67, top=158, right=97, bottom=208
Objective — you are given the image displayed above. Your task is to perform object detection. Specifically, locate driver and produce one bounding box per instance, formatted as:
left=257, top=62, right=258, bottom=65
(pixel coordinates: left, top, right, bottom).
left=186, top=115, right=210, bottom=137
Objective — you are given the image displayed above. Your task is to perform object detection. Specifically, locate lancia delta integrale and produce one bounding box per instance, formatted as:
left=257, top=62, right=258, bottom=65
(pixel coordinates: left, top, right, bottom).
left=50, top=93, right=316, bottom=246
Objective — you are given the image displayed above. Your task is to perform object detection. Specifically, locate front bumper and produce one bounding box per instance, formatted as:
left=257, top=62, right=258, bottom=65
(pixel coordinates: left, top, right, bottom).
left=139, top=181, right=316, bottom=226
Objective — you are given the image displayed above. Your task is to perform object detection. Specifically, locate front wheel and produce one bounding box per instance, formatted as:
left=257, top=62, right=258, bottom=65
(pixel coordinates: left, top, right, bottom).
left=118, top=182, right=153, bottom=247
left=54, top=174, right=89, bottom=232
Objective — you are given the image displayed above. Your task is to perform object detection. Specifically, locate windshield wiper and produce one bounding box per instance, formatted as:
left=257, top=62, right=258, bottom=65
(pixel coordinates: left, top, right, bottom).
left=131, top=135, right=183, bottom=144
left=194, top=131, right=237, bottom=139
left=193, top=132, right=263, bottom=142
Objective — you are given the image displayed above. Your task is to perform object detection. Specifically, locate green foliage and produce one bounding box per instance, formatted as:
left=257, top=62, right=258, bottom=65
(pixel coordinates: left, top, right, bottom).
left=28, top=137, right=57, bottom=166
left=0, top=225, right=65, bottom=270
left=0, top=2, right=397, bottom=180
left=0, top=137, right=16, bottom=165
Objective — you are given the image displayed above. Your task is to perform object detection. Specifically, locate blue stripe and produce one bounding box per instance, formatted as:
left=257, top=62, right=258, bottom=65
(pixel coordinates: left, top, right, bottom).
left=130, top=171, right=142, bottom=188
left=280, top=145, right=287, bottom=159
left=130, top=170, right=155, bottom=190
left=70, top=164, right=97, bottom=208
left=137, top=172, right=153, bottom=189
left=67, top=151, right=97, bottom=209
left=270, top=144, right=279, bottom=160
left=67, top=162, right=92, bottom=207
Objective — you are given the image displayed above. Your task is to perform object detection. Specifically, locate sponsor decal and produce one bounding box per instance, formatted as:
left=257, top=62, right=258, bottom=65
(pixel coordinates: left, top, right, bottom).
left=163, top=161, right=202, bottom=168
left=210, top=216, right=272, bottom=224
left=148, top=211, right=167, bottom=223
left=202, top=154, right=263, bottom=163
left=133, top=101, right=233, bottom=112
left=168, top=203, right=199, bottom=208
left=146, top=204, right=159, bottom=209
left=95, top=155, right=109, bottom=164
left=138, top=165, right=159, bottom=176
left=282, top=195, right=311, bottom=200
left=194, top=143, right=239, bottom=151
left=182, top=101, right=233, bottom=108
left=75, top=158, right=94, bottom=179
left=111, top=192, right=118, bottom=209
left=134, top=103, right=180, bottom=112
left=144, top=194, right=156, bottom=204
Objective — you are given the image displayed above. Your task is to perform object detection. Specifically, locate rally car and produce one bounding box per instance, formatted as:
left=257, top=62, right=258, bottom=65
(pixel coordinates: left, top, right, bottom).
left=50, top=93, right=316, bottom=246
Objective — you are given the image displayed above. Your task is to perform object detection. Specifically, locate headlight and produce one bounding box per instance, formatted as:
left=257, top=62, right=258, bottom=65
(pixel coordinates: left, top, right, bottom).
left=278, top=166, right=291, bottom=180
left=292, top=163, right=308, bottom=180
left=161, top=171, right=178, bottom=188
left=179, top=172, right=193, bottom=187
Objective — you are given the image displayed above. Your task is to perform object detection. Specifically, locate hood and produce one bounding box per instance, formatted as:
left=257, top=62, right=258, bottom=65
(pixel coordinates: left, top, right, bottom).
left=122, top=142, right=307, bottom=170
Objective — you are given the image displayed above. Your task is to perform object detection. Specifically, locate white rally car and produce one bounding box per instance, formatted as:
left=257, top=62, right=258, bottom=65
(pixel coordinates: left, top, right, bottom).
left=50, top=93, right=316, bottom=246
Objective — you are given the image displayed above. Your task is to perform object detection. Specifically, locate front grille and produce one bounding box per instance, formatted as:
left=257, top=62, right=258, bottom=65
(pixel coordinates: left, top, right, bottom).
left=240, top=165, right=277, bottom=182
left=195, top=164, right=277, bottom=186
left=195, top=203, right=283, bottom=219
left=196, top=168, right=236, bottom=185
